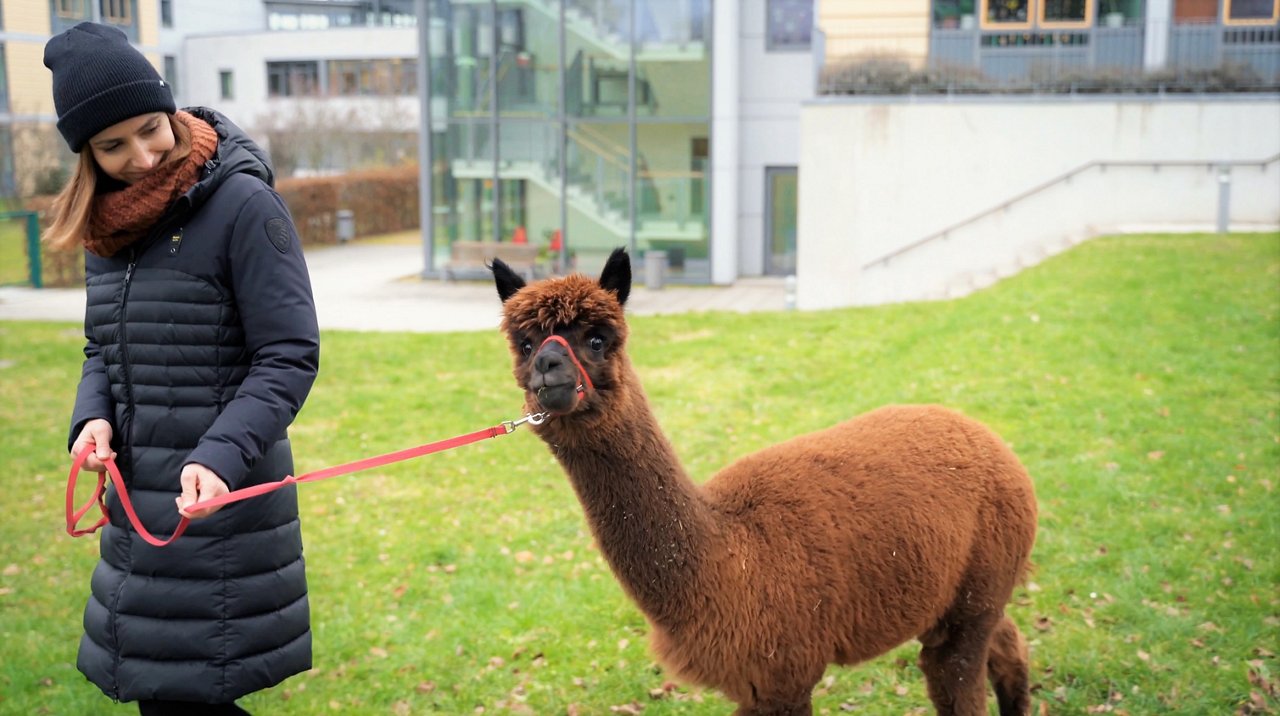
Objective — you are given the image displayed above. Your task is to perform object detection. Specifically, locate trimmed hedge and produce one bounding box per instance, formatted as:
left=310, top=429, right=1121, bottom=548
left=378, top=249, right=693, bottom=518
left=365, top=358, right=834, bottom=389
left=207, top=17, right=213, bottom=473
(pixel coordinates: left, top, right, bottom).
left=21, top=166, right=422, bottom=286
left=276, top=165, right=420, bottom=245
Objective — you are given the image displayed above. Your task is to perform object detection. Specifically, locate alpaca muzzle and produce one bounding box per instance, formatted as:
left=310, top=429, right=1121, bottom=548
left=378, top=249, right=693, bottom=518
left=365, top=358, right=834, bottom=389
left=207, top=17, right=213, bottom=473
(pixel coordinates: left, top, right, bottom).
left=532, top=335, right=594, bottom=413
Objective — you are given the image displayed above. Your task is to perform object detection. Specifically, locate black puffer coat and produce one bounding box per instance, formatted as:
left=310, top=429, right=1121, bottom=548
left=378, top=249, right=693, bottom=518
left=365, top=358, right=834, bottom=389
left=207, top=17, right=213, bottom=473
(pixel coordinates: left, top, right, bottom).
left=68, top=108, right=320, bottom=704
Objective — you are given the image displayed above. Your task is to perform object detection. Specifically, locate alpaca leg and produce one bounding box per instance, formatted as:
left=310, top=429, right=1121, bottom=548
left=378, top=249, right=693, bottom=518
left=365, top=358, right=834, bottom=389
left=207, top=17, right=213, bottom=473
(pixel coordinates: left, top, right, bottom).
left=918, top=614, right=999, bottom=716
left=986, top=615, right=1031, bottom=716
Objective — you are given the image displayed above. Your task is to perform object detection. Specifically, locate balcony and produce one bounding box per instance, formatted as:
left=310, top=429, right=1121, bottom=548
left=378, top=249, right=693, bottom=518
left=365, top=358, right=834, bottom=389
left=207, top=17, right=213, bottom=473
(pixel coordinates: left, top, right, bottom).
left=821, top=18, right=1280, bottom=94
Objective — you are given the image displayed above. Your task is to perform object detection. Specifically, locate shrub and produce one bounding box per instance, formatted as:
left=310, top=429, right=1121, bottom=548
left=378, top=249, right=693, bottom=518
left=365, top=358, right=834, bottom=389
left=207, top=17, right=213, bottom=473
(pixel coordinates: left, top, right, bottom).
left=276, top=166, right=419, bottom=245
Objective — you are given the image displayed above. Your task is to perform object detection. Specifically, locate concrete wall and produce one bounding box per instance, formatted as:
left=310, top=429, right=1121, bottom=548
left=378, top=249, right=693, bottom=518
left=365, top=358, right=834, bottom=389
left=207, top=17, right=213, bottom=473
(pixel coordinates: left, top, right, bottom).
left=796, top=95, right=1280, bottom=309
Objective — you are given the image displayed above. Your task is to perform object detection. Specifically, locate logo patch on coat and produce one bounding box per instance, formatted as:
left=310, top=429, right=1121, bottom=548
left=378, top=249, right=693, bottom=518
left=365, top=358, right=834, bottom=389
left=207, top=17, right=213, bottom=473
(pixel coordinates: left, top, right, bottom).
left=265, top=218, right=292, bottom=254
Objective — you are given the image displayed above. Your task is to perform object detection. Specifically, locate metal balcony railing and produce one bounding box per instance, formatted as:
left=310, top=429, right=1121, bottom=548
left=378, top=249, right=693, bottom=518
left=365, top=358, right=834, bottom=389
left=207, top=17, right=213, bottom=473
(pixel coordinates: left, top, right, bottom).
left=821, top=19, right=1280, bottom=95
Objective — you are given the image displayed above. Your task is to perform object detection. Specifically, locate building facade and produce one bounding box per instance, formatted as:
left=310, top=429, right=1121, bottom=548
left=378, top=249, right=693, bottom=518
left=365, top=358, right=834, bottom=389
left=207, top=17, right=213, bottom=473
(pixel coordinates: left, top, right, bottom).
left=3, top=0, right=1276, bottom=284
left=3, top=0, right=819, bottom=283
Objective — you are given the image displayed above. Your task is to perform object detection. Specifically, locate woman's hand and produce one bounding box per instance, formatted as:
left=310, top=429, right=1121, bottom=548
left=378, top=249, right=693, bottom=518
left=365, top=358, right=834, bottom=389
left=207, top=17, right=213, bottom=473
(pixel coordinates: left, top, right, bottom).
left=176, top=464, right=230, bottom=519
left=71, top=419, right=116, bottom=472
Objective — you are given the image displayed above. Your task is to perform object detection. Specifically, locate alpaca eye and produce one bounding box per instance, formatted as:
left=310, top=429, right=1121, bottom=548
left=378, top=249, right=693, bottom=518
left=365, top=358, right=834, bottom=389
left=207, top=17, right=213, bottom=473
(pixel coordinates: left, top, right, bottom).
left=520, top=340, right=533, bottom=357
left=589, top=336, right=605, bottom=353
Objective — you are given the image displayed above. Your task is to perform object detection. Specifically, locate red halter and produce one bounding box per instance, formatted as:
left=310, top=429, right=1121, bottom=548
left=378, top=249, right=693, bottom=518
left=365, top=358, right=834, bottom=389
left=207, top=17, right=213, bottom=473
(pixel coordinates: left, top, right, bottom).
left=539, top=334, right=595, bottom=397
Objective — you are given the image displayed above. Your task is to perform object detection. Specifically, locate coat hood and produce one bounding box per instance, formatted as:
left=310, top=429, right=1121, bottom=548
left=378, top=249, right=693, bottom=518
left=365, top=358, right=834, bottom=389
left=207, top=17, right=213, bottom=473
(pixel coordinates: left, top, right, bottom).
left=181, top=107, right=275, bottom=210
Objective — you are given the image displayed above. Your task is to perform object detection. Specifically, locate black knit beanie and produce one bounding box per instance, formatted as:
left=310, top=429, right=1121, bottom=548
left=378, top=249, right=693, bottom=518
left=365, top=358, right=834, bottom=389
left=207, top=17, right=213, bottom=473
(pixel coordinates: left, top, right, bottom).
left=43, top=22, right=176, bottom=153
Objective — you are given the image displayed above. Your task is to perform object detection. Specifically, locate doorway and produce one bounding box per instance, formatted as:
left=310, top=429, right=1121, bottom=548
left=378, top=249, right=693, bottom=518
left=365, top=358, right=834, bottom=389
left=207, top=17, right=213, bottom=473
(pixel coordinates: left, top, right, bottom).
left=764, top=166, right=798, bottom=276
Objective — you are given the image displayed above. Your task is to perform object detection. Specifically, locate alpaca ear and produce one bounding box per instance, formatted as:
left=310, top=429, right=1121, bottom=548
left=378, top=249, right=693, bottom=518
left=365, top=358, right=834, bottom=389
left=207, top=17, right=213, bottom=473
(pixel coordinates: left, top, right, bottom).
left=490, top=258, right=526, bottom=303
left=598, top=247, right=631, bottom=306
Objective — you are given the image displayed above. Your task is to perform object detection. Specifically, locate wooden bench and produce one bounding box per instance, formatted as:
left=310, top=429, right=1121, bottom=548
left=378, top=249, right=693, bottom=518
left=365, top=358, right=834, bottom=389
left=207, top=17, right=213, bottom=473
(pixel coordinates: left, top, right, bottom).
left=444, top=240, right=542, bottom=281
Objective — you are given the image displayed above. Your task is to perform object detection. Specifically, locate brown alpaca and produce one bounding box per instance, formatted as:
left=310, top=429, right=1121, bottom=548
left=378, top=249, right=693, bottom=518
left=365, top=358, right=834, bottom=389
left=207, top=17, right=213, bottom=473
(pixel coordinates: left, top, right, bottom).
left=490, top=249, right=1038, bottom=716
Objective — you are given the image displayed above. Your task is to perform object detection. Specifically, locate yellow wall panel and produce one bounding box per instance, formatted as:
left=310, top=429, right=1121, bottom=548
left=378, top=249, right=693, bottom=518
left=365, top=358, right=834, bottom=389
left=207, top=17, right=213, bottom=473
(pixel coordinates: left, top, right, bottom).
left=4, top=0, right=53, bottom=35
left=7, top=41, right=56, bottom=116
left=136, top=2, right=159, bottom=47
left=818, top=0, right=931, bottom=67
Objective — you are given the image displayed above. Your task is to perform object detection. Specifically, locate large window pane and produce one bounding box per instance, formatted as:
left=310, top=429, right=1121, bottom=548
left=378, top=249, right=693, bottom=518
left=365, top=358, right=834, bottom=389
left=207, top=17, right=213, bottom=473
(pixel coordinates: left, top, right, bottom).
left=497, top=120, right=559, bottom=260
left=566, top=0, right=631, bottom=118
left=0, top=125, right=14, bottom=199
left=565, top=120, right=630, bottom=269
left=496, top=4, right=560, bottom=117
left=0, top=44, right=8, bottom=113
left=765, top=167, right=797, bottom=276
left=439, top=121, right=494, bottom=245
left=636, top=0, right=710, bottom=118
left=447, top=3, right=495, bottom=116
left=267, top=61, right=321, bottom=97
left=636, top=122, right=708, bottom=281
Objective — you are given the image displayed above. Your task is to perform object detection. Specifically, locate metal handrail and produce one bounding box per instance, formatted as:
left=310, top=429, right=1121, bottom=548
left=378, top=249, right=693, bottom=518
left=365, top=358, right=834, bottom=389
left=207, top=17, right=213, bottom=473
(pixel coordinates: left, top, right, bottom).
left=862, top=153, right=1280, bottom=269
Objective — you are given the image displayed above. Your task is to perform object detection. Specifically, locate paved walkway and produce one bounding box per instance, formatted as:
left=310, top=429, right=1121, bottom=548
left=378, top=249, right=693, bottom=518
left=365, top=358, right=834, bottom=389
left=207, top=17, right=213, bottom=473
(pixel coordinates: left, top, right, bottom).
left=0, top=242, right=789, bottom=333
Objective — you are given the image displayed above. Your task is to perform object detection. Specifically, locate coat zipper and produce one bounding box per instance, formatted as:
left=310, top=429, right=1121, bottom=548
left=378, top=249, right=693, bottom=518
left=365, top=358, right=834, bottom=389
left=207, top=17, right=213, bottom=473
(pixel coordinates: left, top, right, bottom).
left=103, top=248, right=139, bottom=701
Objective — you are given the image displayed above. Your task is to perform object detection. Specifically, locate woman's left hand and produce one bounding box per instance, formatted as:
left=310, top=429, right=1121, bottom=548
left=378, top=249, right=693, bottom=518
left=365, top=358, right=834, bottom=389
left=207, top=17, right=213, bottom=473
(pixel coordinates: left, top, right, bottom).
left=176, top=464, right=230, bottom=519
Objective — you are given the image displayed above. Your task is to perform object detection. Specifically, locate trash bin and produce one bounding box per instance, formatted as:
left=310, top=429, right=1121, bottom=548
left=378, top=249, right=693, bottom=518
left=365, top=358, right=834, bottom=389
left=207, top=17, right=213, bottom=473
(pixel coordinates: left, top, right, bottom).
left=644, top=250, right=668, bottom=290
left=336, top=209, right=355, bottom=243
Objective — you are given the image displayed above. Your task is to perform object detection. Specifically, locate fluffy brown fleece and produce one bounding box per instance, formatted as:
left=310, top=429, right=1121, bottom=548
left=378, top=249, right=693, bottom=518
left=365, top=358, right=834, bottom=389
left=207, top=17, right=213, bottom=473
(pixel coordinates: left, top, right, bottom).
left=492, top=249, right=1038, bottom=716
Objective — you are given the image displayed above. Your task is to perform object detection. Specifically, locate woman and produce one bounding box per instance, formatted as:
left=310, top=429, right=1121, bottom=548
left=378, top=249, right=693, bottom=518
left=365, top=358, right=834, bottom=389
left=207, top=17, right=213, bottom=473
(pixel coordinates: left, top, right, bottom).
left=43, top=22, right=320, bottom=716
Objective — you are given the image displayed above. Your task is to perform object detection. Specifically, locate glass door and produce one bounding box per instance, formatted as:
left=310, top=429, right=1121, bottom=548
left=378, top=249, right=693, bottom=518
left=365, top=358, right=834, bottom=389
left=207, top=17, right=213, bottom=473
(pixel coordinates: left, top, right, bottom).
left=765, top=166, right=798, bottom=276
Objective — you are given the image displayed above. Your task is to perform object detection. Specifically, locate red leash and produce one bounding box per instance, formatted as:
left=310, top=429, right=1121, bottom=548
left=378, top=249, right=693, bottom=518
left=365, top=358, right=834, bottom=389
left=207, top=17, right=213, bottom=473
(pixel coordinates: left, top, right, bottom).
left=66, top=412, right=546, bottom=548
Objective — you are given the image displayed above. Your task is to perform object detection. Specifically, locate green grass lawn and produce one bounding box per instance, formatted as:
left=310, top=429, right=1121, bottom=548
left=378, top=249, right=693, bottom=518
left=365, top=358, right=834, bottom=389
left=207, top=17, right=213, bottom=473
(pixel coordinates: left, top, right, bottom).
left=1, top=233, right=1276, bottom=715
left=0, top=216, right=31, bottom=286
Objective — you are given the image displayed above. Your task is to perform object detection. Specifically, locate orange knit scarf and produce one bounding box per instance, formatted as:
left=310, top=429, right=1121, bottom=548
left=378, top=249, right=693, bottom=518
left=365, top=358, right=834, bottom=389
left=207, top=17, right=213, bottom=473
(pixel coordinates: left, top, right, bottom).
left=85, top=111, right=219, bottom=258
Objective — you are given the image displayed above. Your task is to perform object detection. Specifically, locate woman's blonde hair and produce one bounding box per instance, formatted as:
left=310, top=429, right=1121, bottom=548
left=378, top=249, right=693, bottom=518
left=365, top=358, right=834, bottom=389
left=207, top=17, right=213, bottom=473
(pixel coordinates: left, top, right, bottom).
left=42, top=112, right=193, bottom=252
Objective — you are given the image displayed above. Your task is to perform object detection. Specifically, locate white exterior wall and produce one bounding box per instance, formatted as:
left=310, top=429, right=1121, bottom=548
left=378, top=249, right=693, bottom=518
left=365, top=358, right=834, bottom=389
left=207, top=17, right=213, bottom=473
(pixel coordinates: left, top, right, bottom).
left=710, top=0, right=740, bottom=284
left=183, top=27, right=421, bottom=133
left=797, top=96, right=1280, bottom=309
left=735, top=0, right=813, bottom=277
left=160, top=0, right=266, bottom=106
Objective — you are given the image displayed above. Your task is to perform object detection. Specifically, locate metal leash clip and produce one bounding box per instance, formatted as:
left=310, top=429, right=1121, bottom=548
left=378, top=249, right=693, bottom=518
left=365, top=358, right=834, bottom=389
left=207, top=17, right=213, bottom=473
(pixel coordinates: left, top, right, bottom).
left=502, top=412, right=548, bottom=434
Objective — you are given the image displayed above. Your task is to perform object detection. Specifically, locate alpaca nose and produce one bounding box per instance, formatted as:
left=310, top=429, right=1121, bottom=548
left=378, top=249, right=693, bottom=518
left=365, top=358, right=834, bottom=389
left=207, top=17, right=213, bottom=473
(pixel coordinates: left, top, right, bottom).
left=534, top=346, right=566, bottom=375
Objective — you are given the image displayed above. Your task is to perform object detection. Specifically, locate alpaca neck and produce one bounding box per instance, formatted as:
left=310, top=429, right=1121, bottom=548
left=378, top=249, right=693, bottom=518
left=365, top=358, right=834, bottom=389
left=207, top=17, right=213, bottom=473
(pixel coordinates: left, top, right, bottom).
left=549, top=370, right=719, bottom=624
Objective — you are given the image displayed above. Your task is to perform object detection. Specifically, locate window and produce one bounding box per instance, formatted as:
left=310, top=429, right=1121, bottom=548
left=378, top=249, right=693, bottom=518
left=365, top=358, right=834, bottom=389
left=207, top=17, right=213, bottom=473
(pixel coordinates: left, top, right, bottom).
left=0, top=43, right=8, bottom=112
left=220, top=70, right=234, bottom=100
left=1041, top=0, right=1091, bottom=26
left=983, top=0, right=1033, bottom=27
left=765, top=167, right=798, bottom=276
left=1226, top=0, right=1279, bottom=22
left=53, top=0, right=89, bottom=19
left=267, top=61, right=320, bottom=97
left=50, top=0, right=91, bottom=36
left=163, top=55, right=177, bottom=95
left=980, top=0, right=1111, bottom=28
left=161, top=0, right=173, bottom=28
left=100, top=0, right=133, bottom=24
left=934, top=0, right=978, bottom=28
left=766, top=0, right=813, bottom=51
left=327, top=59, right=417, bottom=96
left=0, top=125, right=15, bottom=199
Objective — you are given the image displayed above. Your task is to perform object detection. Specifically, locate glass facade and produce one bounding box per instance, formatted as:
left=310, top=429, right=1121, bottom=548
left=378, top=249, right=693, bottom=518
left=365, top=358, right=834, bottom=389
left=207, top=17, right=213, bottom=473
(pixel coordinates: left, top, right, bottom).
left=428, top=0, right=712, bottom=281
